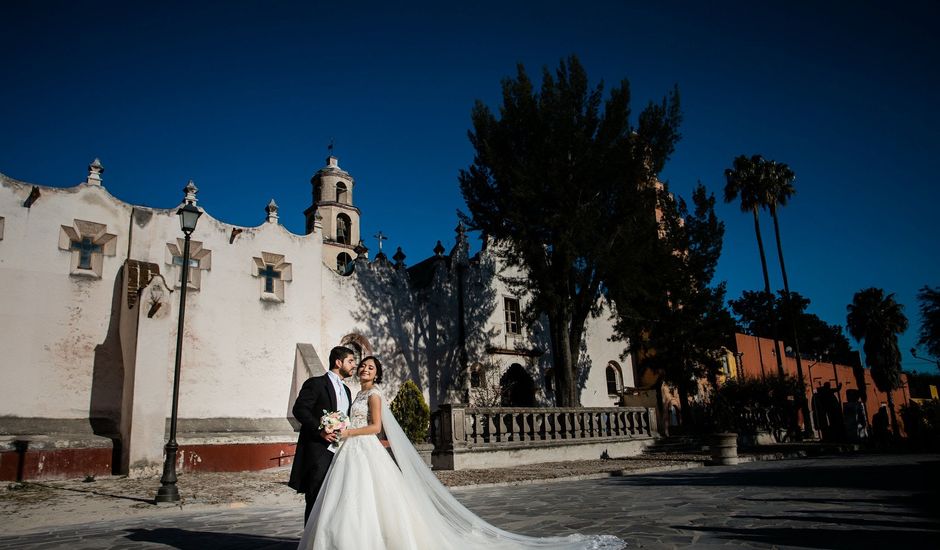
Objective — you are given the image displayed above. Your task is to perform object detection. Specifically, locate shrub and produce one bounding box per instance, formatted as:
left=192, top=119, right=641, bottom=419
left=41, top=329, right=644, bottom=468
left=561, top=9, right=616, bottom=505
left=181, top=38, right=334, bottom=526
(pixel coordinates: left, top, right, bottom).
left=390, top=380, right=431, bottom=443
left=900, top=400, right=940, bottom=450
left=694, top=376, right=801, bottom=437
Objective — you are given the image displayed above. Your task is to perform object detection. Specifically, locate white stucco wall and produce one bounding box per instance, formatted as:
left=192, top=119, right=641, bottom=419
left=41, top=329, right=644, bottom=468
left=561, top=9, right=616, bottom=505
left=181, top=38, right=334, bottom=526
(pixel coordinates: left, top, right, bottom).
left=1, top=158, right=640, bottom=464
left=0, top=175, right=129, bottom=420
left=141, top=213, right=325, bottom=420
left=578, top=304, right=636, bottom=407
left=469, top=249, right=634, bottom=408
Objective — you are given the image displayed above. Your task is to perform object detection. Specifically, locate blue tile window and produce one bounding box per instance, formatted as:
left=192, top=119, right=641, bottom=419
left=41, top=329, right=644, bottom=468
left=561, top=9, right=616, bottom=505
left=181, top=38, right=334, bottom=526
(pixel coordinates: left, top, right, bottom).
left=71, top=238, right=101, bottom=269
left=259, top=264, right=281, bottom=293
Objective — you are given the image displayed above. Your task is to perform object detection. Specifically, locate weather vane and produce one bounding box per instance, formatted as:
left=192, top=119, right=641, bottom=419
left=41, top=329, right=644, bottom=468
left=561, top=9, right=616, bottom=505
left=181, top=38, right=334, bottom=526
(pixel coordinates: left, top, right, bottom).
left=328, top=138, right=335, bottom=157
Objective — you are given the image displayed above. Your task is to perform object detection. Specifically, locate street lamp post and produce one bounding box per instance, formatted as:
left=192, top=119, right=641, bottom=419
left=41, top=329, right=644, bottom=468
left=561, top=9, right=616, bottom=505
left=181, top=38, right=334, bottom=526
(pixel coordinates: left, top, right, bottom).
left=155, top=190, right=202, bottom=503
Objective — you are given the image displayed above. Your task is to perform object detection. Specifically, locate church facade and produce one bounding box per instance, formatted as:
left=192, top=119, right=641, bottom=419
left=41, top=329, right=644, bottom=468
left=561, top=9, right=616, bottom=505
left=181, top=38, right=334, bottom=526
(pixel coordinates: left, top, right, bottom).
left=0, top=156, right=636, bottom=480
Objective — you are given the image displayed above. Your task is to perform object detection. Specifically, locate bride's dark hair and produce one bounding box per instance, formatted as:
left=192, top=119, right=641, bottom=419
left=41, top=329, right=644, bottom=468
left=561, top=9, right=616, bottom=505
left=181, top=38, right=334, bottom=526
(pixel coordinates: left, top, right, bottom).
left=359, top=355, right=383, bottom=384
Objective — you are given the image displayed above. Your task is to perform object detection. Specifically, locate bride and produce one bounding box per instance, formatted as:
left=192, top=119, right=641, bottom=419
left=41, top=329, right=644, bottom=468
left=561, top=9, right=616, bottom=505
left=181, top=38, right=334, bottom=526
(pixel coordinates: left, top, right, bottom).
left=299, top=356, right=625, bottom=550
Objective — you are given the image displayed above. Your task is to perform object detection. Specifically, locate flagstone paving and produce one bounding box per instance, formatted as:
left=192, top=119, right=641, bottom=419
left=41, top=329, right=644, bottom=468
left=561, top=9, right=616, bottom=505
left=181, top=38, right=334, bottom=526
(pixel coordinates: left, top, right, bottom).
left=0, top=453, right=936, bottom=549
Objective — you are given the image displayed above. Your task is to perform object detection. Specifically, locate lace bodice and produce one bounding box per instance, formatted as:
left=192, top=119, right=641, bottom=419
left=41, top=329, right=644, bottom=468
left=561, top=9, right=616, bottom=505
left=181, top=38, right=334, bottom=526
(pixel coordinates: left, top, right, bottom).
left=349, top=387, right=383, bottom=428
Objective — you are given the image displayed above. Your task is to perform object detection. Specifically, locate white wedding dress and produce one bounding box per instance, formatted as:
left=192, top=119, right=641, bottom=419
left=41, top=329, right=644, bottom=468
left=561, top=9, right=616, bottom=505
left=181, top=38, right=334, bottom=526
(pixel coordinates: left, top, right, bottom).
left=298, top=387, right=625, bottom=550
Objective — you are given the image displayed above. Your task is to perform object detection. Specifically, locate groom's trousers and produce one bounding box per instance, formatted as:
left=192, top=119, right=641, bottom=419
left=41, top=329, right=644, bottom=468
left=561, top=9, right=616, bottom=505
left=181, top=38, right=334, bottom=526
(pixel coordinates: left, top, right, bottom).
left=303, top=453, right=334, bottom=524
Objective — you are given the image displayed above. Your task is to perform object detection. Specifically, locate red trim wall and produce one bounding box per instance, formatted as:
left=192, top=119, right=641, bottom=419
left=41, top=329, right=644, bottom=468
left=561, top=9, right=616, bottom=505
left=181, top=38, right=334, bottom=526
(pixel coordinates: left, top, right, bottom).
left=0, top=442, right=297, bottom=481
left=0, top=447, right=112, bottom=482
left=734, top=333, right=911, bottom=436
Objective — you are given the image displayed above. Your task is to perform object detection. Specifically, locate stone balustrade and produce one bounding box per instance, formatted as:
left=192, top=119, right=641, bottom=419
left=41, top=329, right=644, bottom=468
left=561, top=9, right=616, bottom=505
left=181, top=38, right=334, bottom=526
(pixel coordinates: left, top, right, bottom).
left=431, top=405, right=657, bottom=470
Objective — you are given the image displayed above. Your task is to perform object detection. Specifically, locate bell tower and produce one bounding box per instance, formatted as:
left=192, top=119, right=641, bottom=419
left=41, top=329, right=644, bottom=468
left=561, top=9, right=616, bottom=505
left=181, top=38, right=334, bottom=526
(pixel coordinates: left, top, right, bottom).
left=304, top=155, right=361, bottom=273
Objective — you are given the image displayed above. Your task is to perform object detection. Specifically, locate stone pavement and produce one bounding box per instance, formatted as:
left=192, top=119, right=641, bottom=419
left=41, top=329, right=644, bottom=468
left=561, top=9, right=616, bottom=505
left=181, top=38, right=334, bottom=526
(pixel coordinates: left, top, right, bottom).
left=1, top=453, right=937, bottom=549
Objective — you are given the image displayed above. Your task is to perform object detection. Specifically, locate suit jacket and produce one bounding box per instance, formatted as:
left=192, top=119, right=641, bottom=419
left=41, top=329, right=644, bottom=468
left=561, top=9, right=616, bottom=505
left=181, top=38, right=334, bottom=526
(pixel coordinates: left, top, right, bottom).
left=288, top=373, right=352, bottom=492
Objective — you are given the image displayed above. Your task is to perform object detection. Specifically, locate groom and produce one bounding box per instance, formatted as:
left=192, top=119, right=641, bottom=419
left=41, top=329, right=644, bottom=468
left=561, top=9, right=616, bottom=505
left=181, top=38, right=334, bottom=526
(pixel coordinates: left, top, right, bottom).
left=289, top=345, right=356, bottom=523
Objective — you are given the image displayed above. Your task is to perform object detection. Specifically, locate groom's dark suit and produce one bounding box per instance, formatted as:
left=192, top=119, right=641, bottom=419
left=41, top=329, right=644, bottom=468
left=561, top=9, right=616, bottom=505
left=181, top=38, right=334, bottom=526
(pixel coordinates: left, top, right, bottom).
left=288, top=372, right=352, bottom=523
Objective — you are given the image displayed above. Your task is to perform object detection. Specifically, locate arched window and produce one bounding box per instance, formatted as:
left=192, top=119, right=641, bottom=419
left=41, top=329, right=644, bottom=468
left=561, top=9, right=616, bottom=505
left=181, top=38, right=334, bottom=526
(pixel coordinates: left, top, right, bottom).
left=469, top=363, right=484, bottom=388
left=336, top=214, right=352, bottom=244
left=606, top=361, right=623, bottom=395
left=340, top=334, right=372, bottom=364
left=336, top=182, right=348, bottom=204
left=336, top=252, right=353, bottom=275
left=500, top=363, right=535, bottom=407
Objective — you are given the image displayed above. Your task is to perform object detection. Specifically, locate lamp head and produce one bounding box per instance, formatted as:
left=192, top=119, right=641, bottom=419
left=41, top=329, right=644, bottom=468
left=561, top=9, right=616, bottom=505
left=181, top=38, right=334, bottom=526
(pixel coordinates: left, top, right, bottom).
left=177, top=203, right=202, bottom=235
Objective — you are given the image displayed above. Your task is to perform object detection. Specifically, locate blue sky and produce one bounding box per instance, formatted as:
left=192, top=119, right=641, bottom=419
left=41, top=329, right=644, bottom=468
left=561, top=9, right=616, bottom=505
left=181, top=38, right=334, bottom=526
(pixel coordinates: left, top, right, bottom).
left=2, top=1, right=937, bottom=373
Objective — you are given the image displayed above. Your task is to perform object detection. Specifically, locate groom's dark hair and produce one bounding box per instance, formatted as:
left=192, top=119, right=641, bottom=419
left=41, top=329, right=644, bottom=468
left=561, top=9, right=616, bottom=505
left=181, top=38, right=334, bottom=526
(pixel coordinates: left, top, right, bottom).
left=328, top=346, right=354, bottom=371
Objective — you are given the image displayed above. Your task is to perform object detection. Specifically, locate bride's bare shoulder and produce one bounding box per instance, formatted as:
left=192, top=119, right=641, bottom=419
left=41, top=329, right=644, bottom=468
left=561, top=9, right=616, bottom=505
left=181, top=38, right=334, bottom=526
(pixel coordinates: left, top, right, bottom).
left=368, top=387, right=386, bottom=401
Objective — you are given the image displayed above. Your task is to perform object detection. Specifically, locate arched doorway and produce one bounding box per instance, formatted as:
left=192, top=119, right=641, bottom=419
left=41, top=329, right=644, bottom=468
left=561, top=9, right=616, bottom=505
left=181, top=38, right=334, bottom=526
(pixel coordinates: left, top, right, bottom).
left=500, top=363, right=535, bottom=407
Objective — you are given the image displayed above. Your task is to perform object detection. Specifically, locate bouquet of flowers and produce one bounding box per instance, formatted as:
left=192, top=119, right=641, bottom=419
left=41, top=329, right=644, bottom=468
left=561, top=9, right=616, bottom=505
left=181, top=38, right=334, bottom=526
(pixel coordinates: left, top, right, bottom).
left=320, top=410, right=350, bottom=451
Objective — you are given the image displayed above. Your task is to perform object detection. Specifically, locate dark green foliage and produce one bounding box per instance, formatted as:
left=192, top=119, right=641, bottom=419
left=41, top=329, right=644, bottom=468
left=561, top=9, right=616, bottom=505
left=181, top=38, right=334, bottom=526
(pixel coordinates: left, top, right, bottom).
left=900, top=400, right=940, bottom=450
left=846, top=287, right=909, bottom=436
left=730, top=289, right=859, bottom=366
left=390, top=380, right=431, bottom=443
left=697, top=377, right=803, bottom=436
left=615, top=183, right=736, bottom=424
left=459, top=55, right=681, bottom=406
left=846, top=288, right=908, bottom=392
left=916, top=285, right=940, bottom=363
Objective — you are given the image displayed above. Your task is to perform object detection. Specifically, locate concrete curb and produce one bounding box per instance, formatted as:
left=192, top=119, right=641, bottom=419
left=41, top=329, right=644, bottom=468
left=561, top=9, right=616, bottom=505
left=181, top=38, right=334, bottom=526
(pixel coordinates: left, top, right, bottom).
left=449, top=447, right=840, bottom=490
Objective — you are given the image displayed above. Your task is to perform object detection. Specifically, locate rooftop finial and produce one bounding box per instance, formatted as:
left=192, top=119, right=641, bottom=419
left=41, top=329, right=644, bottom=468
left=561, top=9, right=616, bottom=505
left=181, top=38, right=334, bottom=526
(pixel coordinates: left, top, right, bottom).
left=392, top=246, right=406, bottom=269
left=265, top=199, right=279, bottom=223
left=354, top=240, right=369, bottom=259
left=326, top=138, right=339, bottom=167
left=183, top=180, right=198, bottom=205
left=86, top=158, right=104, bottom=186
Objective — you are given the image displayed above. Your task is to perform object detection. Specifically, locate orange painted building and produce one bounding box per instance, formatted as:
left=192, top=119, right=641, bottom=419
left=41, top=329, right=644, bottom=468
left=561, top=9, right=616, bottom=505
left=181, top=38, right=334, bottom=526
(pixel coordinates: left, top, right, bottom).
left=733, top=333, right=911, bottom=437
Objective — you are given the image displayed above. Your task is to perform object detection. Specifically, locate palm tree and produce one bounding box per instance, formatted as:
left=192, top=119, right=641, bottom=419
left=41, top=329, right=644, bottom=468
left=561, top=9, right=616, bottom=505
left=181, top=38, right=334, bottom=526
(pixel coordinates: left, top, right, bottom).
left=762, top=158, right=812, bottom=436
left=916, top=285, right=940, bottom=365
left=846, top=288, right=909, bottom=437
left=724, top=155, right=785, bottom=376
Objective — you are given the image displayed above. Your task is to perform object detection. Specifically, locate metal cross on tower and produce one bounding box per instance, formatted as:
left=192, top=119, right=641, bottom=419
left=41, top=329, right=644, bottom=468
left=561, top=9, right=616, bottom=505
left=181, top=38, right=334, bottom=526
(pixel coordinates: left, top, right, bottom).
left=374, top=231, right=388, bottom=253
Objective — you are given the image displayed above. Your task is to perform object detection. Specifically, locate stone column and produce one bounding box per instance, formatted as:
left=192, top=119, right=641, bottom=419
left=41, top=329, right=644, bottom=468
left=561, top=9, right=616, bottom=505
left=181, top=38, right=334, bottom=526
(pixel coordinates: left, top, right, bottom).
left=119, top=269, right=176, bottom=477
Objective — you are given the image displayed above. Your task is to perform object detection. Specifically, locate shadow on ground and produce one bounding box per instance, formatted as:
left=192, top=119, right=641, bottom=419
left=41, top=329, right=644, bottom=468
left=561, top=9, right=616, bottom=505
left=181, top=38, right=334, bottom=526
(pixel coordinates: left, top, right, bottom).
left=125, top=528, right=296, bottom=549
left=680, top=525, right=936, bottom=549
left=613, top=456, right=940, bottom=494
left=607, top=455, right=940, bottom=549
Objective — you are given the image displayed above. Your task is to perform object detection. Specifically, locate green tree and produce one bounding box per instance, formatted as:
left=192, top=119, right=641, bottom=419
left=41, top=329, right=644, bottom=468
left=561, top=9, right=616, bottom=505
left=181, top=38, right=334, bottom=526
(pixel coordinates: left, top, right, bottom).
left=459, top=56, right=681, bottom=406
left=616, top=184, right=735, bottom=427
left=730, top=290, right=859, bottom=366
left=916, top=285, right=940, bottom=367
left=760, top=157, right=812, bottom=434
left=723, top=155, right=785, bottom=376
left=846, top=288, right=909, bottom=437
left=390, top=380, right=431, bottom=443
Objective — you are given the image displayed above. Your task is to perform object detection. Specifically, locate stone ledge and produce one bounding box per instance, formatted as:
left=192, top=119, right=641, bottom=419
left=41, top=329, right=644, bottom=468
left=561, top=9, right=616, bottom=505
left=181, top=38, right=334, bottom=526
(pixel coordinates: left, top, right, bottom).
left=176, top=433, right=297, bottom=445
left=0, top=434, right=113, bottom=452
left=435, top=438, right=655, bottom=470
left=460, top=434, right=655, bottom=451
